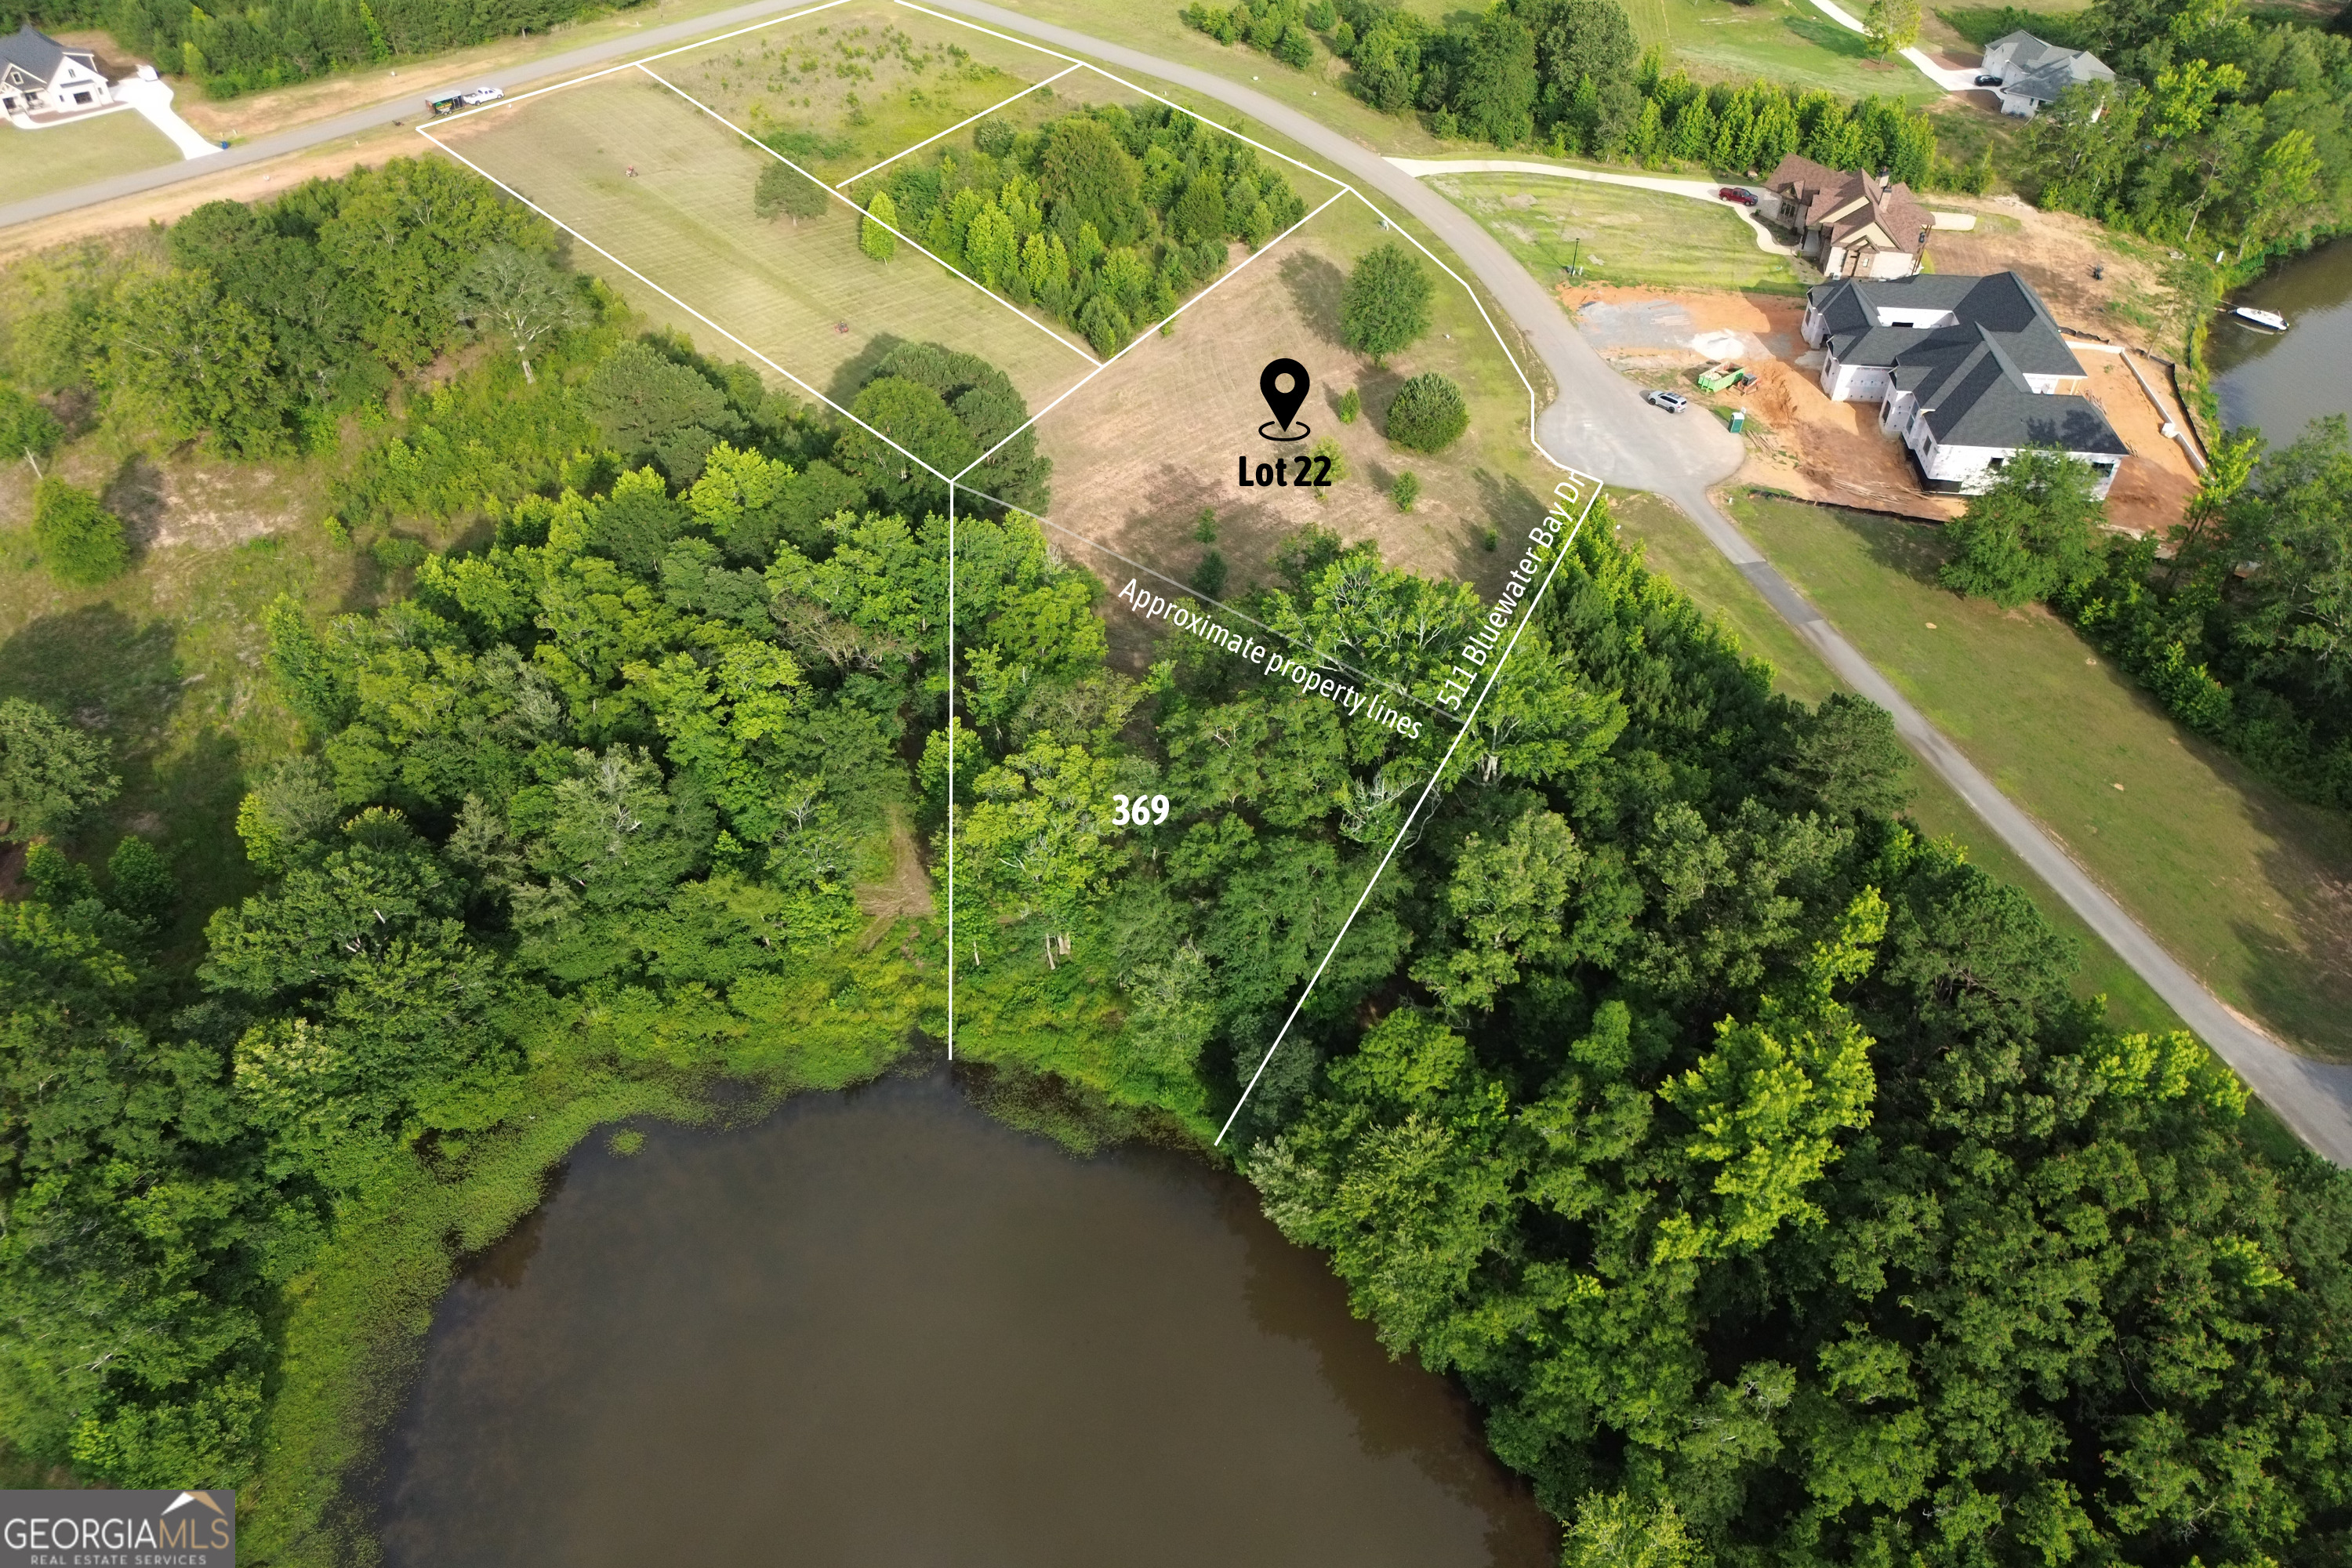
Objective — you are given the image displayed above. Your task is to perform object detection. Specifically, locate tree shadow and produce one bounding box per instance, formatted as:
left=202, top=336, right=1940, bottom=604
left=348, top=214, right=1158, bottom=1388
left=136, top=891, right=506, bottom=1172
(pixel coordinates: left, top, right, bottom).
left=0, top=604, right=185, bottom=853
left=1279, top=250, right=1349, bottom=350
left=1784, top=13, right=1876, bottom=59
left=147, top=725, right=261, bottom=960
left=1818, top=501, right=1958, bottom=590
left=102, top=452, right=169, bottom=557
left=1463, top=466, right=1550, bottom=579
left=825, top=331, right=912, bottom=410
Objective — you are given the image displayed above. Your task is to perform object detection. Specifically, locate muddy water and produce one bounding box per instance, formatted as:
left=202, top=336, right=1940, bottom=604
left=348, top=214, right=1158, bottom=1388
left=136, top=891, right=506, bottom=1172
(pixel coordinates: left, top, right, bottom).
left=374, top=1070, right=1558, bottom=1567
left=2212, top=235, right=2352, bottom=444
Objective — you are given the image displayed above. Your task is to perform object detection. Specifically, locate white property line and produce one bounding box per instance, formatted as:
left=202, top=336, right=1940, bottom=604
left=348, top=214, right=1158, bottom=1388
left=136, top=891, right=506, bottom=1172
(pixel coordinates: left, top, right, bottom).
left=1214, top=474, right=1602, bottom=1146
left=835, top=62, right=1084, bottom=188
left=952, top=475, right=1457, bottom=725
left=423, top=0, right=858, bottom=127
left=946, top=481, right=956, bottom=1061
left=952, top=186, right=1348, bottom=479
left=417, top=126, right=964, bottom=490
left=635, top=62, right=1105, bottom=368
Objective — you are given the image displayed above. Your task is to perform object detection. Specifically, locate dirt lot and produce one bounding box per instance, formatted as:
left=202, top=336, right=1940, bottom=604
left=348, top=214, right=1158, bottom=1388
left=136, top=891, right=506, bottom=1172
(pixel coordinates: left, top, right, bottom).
left=1032, top=209, right=1552, bottom=624
left=1564, top=281, right=2199, bottom=532
left=1918, top=195, right=2192, bottom=354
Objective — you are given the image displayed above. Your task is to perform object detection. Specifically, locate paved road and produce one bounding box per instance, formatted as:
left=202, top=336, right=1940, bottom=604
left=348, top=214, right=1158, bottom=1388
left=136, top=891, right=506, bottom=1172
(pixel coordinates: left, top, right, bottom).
left=0, top=0, right=830, bottom=231
left=14, top=0, right=2350, bottom=1163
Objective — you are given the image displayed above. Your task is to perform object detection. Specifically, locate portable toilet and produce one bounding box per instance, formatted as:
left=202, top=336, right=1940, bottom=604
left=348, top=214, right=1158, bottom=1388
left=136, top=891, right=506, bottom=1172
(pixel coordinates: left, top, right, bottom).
left=1729, top=408, right=1747, bottom=434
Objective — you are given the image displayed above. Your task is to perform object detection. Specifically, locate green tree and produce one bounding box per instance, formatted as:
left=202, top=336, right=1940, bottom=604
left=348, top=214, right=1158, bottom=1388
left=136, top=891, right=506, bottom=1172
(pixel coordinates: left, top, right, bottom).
left=1384, top=372, right=1469, bottom=452
left=581, top=342, right=742, bottom=476
left=1525, top=0, right=1639, bottom=113
left=832, top=376, right=980, bottom=514
left=753, top=160, right=832, bottom=227
left=1937, top=446, right=2107, bottom=607
left=31, top=477, right=129, bottom=587
left=317, top=156, right=553, bottom=368
left=1861, top=0, right=1920, bottom=56
left=444, top=245, right=590, bottom=387
left=1339, top=243, right=1435, bottom=365
left=1038, top=115, right=1148, bottom=247
left=1391, top=470, right=1420, bottom=511
left=105, top=834, right=177, bottom=924
left=0, top=387, right=64, bottom=474
left=862, top=189, right=901, bottom=260
left=99, top=270, right=289, bottom=456
left=1450, top=10, right=1540, bottom=145
left=1769, top=691, right=1911, bottom=820
left=0, top=698, right=118, bottom=840
left=1348, top=19, right=1425, bottom=113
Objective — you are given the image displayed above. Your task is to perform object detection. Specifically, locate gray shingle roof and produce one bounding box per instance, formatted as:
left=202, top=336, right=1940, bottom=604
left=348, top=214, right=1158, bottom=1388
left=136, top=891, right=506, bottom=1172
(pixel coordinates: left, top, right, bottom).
left=0, top=22, right=78, bottom=84
left=1811, top=271, right=2125, bottom=458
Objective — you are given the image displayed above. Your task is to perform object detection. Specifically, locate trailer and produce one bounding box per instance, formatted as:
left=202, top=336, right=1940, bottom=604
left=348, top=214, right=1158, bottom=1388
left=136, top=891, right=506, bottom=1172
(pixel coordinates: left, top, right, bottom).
left=426, top=93, right=463, bottom=115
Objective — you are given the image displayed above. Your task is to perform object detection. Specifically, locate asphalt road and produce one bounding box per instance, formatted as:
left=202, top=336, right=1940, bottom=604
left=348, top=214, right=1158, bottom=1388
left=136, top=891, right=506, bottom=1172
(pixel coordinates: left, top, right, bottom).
left=12, top=0, right=2350, bottom=1163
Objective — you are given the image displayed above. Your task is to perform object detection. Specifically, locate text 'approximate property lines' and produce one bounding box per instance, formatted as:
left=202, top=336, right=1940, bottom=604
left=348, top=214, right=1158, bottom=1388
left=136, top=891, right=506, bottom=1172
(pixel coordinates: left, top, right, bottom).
left=1214, top=470, right=1603, bottom=1145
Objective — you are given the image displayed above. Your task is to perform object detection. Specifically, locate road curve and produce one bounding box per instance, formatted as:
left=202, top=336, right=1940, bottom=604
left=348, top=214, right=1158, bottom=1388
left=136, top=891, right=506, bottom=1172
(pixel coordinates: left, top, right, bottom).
left=920, top=0, right=2352, bottom=1165
left=12, top=0, right=2348, bottom=1162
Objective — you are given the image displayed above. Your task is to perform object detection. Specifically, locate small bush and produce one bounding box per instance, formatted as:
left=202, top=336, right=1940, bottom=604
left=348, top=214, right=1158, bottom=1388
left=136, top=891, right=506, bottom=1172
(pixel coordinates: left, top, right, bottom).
left=107, top=834, right=177, bottom=923
left=1337, top=387, right=1360, bottom=423
left=862, top=191, right=899, bottom=260
left=1385, top=372, right=1468, bottom=453
left=1309, top=435, right=1348, bottom=485
left=31, top=477, right=128, bottom=586
left=1192, top=507, right=1218, bottom=543
left=972, top=117, right=1016, bottom=158
left=0, top=387, right=66, bottom=464
left=1392, top=470, right=1420, bottom=512
left=1340, top=245, right=1434, bottom=366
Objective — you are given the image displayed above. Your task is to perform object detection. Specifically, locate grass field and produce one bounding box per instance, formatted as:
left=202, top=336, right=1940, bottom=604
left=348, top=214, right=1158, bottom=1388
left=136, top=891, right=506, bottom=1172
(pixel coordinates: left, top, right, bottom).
left=651, top=0, right=1096, bottom=185
left=1432, top=172, right=1806, bottom=296
left=1607, top=492, right=2190, bottom=1037
left=0, top=444, right=362, bottom=964
left=1723, top=492, right=2352, bottom=1059
left=434, top=73, right=1096, bottom=416
left=1617, top=0, right=1947, bottom=102
left=1024, top=191, right=1560, bottom=620
left=0, top=110, right=180, bottom=206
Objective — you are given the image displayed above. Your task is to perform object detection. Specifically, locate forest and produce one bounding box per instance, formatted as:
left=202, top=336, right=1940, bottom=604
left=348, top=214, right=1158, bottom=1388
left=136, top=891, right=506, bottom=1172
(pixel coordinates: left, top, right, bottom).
left=841, top=103, right=1313, bottom=358
left=3, top=156, right=2352, bottom=1568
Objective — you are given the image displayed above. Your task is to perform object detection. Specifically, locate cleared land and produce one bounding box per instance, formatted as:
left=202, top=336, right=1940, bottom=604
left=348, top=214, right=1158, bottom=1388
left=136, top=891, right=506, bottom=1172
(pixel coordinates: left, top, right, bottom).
left=651, top=0, right=1091, bottom=184
left=1729, top=492, right=2352, bottom=1059
left=1022, top=192, right=1555, bottom=616
left=1434, top=172, right=1804, bottom=296
left=0, top=111, right=180, bottom=206
left=1617, top=0, right=1947, bottom=103
left=433, top=73, right=1094, bottom=416
left=0, top=441, right=357, bottom=962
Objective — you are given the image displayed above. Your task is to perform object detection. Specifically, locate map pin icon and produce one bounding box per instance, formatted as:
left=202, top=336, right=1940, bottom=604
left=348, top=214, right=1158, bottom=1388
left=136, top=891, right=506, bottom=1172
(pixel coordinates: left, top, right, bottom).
left=1259, top=358, right=1310, bottom=441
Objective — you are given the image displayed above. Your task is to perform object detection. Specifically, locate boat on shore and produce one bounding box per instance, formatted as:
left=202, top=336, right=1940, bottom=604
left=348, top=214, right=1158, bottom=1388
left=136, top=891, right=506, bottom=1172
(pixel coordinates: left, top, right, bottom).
left=2233, top=305, right=2290, bottom=332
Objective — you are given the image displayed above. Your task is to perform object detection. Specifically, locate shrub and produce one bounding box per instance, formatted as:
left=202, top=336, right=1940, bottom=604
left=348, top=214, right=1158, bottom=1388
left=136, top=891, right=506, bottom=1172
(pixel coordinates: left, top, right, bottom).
left=1192, top=507, right=1218, bottom=543
left=1339, top=244, right=1434, bottom=365
left=0, top=387, right=65, bottom=466
left=862, top=191, right=899, bottom=260
left=1337, top=387, right=1361, bottom=423
left=1309, top=435, right=1348, bottom=485
left=972, top=117, right=1017, bottom=158
left=1936, top=446, right=2103, bottom=608
left=107, top=834, right=177, bottom=923
left=1392, top=470, right=1420, bottom=511
left=31, top=477, right=129, bottom=586
left=0, top=696, right=118, bottom=840
left=1385, top=373, right=1468, bottom=453
left=753, top=160, right=829, bottom=226
left=1190, top=549, right=1229, bottom=598
left=1273, top=21, right=1316, bottom=66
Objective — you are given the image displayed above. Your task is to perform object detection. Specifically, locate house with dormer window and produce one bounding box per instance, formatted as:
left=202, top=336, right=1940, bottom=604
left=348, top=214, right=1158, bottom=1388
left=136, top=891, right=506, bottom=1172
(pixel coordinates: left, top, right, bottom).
left=1, top=21, right=114, bottom=119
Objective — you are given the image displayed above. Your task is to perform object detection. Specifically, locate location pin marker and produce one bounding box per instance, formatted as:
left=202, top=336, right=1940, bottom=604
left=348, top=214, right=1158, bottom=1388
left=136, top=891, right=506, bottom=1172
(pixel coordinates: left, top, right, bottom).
left=1259, top=358, right=1310, bottom=441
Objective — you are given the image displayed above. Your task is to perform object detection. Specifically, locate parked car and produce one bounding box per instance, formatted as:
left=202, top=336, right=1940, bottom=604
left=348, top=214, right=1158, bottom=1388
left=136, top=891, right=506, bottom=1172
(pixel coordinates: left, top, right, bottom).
left=1718, top=186, right=1759, bottom=206
left=458, top=85, right=505, bottom=106
left=1644, top=390, right=1690, bottom=413
left=1974, top=73, right=2002, bottom=86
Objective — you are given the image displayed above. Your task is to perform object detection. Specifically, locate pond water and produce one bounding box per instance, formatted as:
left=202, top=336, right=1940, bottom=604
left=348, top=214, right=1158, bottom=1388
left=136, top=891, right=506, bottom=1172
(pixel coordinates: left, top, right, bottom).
left=374, top=1069, right=1558, bottom=1567
left=2211, top=235, right=2352, bottom=445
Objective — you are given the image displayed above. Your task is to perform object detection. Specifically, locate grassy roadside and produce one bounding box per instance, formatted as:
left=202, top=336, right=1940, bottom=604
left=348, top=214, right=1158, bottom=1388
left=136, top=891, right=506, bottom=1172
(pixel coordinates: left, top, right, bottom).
left=1608, top=492, right=2188, bottom=1038
left=1719, top=492, right=2352, bottom=1061
left=0, top=110, right=183, bottom=207
left=1433, top=170, right=1806, bottom=296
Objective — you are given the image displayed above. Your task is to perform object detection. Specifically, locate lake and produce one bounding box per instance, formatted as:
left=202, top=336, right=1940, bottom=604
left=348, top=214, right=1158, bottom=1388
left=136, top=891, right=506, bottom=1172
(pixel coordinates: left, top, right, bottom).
left=2212, top=234, right=2352, bottom=445
left=373, top=1068, right=1559, bottom=1566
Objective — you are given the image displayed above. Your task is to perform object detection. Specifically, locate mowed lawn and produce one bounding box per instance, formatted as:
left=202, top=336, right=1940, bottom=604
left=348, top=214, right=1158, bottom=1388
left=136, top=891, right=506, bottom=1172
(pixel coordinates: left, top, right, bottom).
left=434, top=75, right=1096, bottom=415
left=1729, top=492, right=2352, bottom=1059
left=1607, top=492, right=2188, bottom=1037
left=0, top=110, right=180, bottom=206
left=1617, top=0, right=1945, bottom=102
left=1028, top=191, right=1561, bottom=614
left=1432, top=171, right=1804, bottom=295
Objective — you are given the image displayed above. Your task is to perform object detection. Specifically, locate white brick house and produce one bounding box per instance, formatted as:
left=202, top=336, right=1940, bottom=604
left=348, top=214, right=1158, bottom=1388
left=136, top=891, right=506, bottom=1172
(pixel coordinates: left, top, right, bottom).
left=1804, top=272, right=2128, bottom=497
